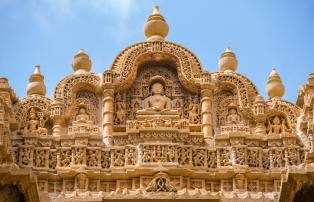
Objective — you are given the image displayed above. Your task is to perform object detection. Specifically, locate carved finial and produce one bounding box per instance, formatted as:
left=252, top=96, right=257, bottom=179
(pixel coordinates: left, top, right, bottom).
left=72, top=48, right=92, bottom=74
left=225, top=47, right=232, bottom=52
left=218, top=47, right=238, bottom=72
left=26, top=65, right=46, bottom=96
left=144, top=5, right=169, bottom=41
left=152, top=5, right=160, bottom=15
left=266, top=67, right=285, bottom=99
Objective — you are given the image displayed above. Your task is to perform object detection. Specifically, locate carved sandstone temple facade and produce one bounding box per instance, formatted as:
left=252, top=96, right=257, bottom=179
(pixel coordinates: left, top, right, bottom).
left=0, top=6, right=314, bottom=202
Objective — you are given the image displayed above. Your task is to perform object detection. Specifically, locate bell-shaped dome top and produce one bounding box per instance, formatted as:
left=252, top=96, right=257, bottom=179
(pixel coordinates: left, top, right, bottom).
left=218, top=47, right=238, bottom=72
left=144, top=6, right=169, bottom=41
left=266, top=68, right=285, bottom=99
left=26, top=65, right=46, bottom=96
left=72, top=48, right=92, bottom=74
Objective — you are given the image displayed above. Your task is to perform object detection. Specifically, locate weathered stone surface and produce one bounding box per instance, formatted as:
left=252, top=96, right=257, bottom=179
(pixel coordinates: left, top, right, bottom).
left=0, top=5, right=313, bottom=202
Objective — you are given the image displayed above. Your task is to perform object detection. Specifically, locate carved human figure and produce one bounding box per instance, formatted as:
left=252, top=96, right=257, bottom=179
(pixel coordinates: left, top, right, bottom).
left=101, top=151, right=111, bottom=169
left=143, top=81, right=171, bottom=112
left=87, top=150, right=98, bottom=167
left=21, top=147, right=32, bottom=166
left=273, top=150, right=283, bottom=167
left=75, top=105, right=90, bottom=124
left=174, top=99, right=182, bottom=117
left=188, top=97, right=199, bottom=123
left=37, top=112, right=48, bottom=135
left=208, top=151, right=217, bottom=168
left=227, top=107, right=241, bottom=124
left=113, top=150, right=125, bottom=166
left=115, top=102, right=126, bottom=125
left=267, top=116, right=290, bottom=135
left=193, top=150, right=205, bottom=166
left=142, top=145, right=152, bottom=163
left=27, top=108, right=39, bottom=133
left=60, top=150, right=71, bottom=167
left=154, top=145, right=164, bottom=162
left=74, top=148, right=85, bottom=165
left=179, top=148, right=189, bottom=165
left=126, top=148, right=136, bottom=165
left=167, top=146, right=176, bottom=162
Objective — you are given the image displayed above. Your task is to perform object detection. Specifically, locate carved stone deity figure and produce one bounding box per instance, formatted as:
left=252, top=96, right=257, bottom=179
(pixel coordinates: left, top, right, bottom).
left=226, top=103, right=241, bottom=124
left=26, top=108, right=48, bottom=135
left=267, top=116, right=291, bottom=135
left=143, top=81, right=170, bottom=112
left=27, top=108, right=39, bottom=132
left=115, top=102, right=126, bottom=125
left=137, top=76, right=178, bottom=118
left=75, top=104, right=90, bottom=124
left=188, top=97, right=199, bottom=124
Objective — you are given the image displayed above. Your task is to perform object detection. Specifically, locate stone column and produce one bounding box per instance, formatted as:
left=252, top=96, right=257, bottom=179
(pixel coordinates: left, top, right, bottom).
left=201, top=72, right=214, bottom=146
left=103, top=71, right=114, bottom=146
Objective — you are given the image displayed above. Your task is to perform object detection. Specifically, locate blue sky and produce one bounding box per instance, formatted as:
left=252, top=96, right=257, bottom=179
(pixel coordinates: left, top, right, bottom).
left=0, top=0, right=313, bottom=102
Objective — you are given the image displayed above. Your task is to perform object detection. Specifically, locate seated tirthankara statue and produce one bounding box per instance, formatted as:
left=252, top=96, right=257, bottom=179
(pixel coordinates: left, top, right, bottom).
left=72, top=104, right=93, bottom=125
left=137, top=76, right=179, bottom=119
left=69, top=103, right=99, bottom=135
left=220, top=102, right=250, bottom=134
left=226, top=102, right=242, bottom=125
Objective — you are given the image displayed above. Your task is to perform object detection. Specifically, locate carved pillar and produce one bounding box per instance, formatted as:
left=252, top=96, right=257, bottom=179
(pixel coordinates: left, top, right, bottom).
left=50, top=99, right=64, bottom=137
left=253, top=95, right=266, bottom=135
left=103, top=71, right=114, bottom=146
left=201, top=72, right=214, bottom=146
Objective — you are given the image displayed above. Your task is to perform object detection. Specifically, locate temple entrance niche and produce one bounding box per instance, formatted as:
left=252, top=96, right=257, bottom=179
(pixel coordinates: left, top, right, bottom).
left=114, top=62, right=201, bottom=130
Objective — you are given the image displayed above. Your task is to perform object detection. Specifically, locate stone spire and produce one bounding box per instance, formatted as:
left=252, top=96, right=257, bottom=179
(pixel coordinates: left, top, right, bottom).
left=266, top=68, right=285, bottom=99
left=26, top=65, right=46, bottom=96
left=144, top=6, right=169, bottom=41
left=72, top=48, right=92, bottom=74
left=218, top=47, right=238, bottom=72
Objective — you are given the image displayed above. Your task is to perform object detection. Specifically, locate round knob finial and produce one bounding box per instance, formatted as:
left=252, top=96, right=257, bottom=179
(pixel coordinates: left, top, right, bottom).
left=144, top=6, right=169, bottom=41
left=266, top=68, right=285, bottom=99
left=218, top=47, right=238, bottom=72
left=72, top=48, right=92, bottom=74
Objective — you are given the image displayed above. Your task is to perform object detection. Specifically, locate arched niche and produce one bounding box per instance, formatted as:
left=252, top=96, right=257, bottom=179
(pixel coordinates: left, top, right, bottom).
left=109, top=41, right=204, bottom=93
left=53, top=73, right=101, bottom=111
left=113, top=57, right=201, bottom=127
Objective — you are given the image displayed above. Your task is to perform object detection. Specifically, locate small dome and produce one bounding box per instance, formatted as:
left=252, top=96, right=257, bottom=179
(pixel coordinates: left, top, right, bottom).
left=218, top=47, right=238, bottom=72
left=26, top=65, right=46, bottom=96
left=144, top=6, right=169, bottom=41
left=254, top=94, right=264, bottom=103
left=266, top=68, right=285, bottom=99
left=72, top=49, right=92, bottom=74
